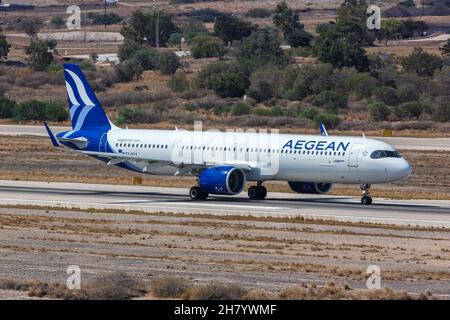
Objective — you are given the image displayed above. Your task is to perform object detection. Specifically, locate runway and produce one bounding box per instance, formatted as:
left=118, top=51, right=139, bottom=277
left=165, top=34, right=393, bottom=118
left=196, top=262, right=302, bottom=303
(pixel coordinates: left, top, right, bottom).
left=0, top=124, right=449, bottom=151
left=0, top=180, right=449, bottom=228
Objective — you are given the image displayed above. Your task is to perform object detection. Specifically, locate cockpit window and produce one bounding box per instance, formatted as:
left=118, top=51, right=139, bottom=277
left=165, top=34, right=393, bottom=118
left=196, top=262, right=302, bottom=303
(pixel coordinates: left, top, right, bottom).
left=370, top=150, right=402, bottom=159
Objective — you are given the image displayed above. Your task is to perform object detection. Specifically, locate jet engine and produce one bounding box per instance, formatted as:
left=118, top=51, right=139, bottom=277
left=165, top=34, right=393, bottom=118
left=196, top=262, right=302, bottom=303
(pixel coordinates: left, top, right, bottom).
left=199, top=166, right=246, bottom=195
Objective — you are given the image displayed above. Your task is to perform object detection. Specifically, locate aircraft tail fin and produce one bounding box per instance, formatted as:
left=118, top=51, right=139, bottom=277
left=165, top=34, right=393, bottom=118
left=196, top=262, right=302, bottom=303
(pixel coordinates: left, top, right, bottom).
left=320, top=123, right=328, bottom=136
left=63, top=64, right=113, bottom=131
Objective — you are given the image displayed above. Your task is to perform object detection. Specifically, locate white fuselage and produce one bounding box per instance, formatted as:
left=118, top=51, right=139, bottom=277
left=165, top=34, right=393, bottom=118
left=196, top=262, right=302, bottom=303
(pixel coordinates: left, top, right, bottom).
left=106, top=128, right=412, bottom=185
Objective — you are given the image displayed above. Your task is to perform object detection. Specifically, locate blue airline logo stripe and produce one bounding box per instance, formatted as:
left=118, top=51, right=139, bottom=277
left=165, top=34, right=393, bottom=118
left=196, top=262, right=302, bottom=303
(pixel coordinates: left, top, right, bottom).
left=282, top=140, right=350, bottom=152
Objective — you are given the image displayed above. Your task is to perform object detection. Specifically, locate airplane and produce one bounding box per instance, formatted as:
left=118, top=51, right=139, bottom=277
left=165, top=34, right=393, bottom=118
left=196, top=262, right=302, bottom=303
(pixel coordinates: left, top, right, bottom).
left=44, top=64, right=412, bottom=205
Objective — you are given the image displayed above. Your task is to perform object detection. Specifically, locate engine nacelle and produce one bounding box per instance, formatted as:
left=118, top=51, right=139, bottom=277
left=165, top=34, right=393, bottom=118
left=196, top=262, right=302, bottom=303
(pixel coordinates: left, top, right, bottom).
left=199, top=166, right=246, bottom=195
left=288, top=182, right=332, bottom=194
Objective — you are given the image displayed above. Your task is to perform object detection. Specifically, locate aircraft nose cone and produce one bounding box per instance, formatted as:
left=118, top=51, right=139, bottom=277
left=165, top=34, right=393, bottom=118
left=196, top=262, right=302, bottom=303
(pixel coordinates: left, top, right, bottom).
left=400, top=160, right=412, bottom=179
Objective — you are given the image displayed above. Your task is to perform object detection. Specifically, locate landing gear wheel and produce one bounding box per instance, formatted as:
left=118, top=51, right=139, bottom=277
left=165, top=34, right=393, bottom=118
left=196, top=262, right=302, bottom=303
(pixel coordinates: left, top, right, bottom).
left=361, top=196, right=372, bottom=205
left=248, top=186, right=267, bottom=200
left=257, top=186, right=267, bottom=199
left=190, top=186, right=208, bottom=200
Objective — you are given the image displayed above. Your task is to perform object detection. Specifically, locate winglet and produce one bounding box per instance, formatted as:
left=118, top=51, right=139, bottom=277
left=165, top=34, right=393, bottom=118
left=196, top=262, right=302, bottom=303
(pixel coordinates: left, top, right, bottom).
left=44, top=122, right=60, bottom=147
left=320, top=123, right=328, bottom=136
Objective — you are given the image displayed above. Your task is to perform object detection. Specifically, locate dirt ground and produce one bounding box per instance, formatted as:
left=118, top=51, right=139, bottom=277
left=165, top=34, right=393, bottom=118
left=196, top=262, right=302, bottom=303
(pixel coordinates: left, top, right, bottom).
left=0, top=135, right=448, bottom=200
left=0, top=206, right=449, bottom=298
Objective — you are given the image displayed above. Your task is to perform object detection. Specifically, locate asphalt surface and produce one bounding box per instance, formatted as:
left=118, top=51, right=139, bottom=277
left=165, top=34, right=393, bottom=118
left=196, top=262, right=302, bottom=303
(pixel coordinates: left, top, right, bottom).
left=0, top=180, right=449, bottom=228
left=1, top=124, right=449, bottom=151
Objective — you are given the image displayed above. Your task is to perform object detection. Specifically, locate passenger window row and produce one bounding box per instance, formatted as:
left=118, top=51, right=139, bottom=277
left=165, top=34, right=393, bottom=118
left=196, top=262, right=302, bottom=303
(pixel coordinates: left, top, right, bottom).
left=116, top=143, right=169, bottom=149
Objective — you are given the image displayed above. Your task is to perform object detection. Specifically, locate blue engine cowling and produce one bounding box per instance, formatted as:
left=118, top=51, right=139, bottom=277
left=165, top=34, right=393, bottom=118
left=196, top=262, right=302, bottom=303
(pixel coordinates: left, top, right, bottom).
left=288, top=182, right=332, bottom=194
left=199, top=166, right=246, bottom=195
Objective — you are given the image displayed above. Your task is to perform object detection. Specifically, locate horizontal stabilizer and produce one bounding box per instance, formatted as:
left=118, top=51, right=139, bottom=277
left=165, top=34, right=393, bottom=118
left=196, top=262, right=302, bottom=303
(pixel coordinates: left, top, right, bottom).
left=44, top=122, right=60, bottom=147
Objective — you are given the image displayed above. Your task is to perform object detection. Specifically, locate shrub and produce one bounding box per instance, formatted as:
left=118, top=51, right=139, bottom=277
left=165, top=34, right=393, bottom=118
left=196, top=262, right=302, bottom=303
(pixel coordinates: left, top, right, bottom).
left=245, top=8, right=272, bottom=18
left=80, top=272, right=146, bottom=300
left=0, top=96, right=16, bottom=118
left=50, top=15, right=65, bottom=29
left=91, top=13, right=123, bottom=25
left=211, top=71, right=249, bottom=98
left=373, top=86, right=399, bottom=106
left=312, top=90, right=348, bottom=113
left=118, top=39, right=142, bottom=62
left=286, top=64, right=335, bottom=100
left=168, top=73, right=189, bottom=92
left=133, top=48, right=160, bottom=70
left=158, top=51, right=180, bottom=75
left=13, top=100, right=67, bottom=122
left=117, top=106, right=158, bottom=124
left=115, top=59, right=143, bottom=82
left=151, top=277, right=190, bottom=298
left=191, top=35, right=225, bottom=59
left=299, top=107, right=320, bottom=120
left=369, top=102, right=391, bottom=121
left=313, top=112, right=341, bottom=129
left=186, top=8, right=224, bottom=23
left=184, top=283, right=247, bottom=300
left=247, top=68, right=281, bottom=102
left=400, top=101, right=425, bottom=118
left=231, top=102, right=251, bottom=116
left=432, top=103, right=450, bottom=122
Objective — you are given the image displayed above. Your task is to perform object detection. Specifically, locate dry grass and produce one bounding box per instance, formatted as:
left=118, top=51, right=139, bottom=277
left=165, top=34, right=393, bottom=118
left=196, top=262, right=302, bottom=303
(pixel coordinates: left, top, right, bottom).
left=0, top=272, right=441, bottom=300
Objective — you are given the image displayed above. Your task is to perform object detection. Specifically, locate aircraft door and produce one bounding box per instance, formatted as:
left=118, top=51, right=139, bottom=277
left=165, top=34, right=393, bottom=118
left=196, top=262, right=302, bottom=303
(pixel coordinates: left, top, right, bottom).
left=348, top=143, right=362, bottom=167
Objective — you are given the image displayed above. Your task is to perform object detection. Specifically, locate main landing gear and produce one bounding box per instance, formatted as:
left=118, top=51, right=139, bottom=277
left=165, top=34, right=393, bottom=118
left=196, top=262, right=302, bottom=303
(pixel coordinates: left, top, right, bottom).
left=248, top=182, right=267, bottom=200
left=189, top=186, right=208, bottom=200
left=360, top=184, right=372, bottom=205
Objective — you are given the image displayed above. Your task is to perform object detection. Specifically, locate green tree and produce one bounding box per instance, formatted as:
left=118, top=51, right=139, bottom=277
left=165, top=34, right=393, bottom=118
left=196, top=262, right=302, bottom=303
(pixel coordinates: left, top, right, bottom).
left=0, top=34, right=11, bottom=60
left=121, top=10, right=179, bottom=47
left=118, top=39, right=143, bottom=62
left=236, top=28, right=288, bottom=66
left=168, top=33, right=183, bottom=49
left=335, top=0, right=374, bottom=46
left=25, top=40, right=54, bottom=71
left=313, top=28, right=369, bottom=71
left=158, top=51, right=180, bottom=75
left=273, top=1, right=313, bottom=47
left=213, top=14, right=256, bottom=44
left=401, top=47, right=443, bottom=77
left=191, top=35, right=225, bottom=59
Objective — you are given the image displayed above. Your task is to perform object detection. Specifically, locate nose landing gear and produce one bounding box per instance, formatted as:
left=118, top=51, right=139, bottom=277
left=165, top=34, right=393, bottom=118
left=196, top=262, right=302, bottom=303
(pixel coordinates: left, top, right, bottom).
left=360, top=184, right=372, bottom=205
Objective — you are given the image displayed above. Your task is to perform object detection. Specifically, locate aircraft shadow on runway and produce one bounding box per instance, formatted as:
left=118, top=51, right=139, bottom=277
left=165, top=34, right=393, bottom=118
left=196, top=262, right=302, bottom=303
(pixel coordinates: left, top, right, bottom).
left=0, top=185, right=441, bottom=210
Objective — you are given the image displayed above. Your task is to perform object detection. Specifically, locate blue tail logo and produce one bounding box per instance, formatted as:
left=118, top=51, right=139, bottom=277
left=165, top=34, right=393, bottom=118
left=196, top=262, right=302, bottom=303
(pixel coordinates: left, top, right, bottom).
left=63, top=64, right=111, bottom=131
